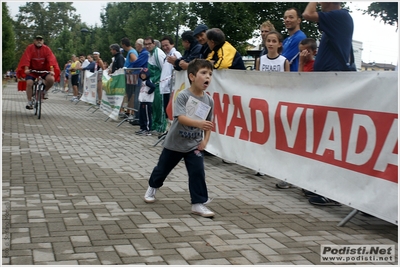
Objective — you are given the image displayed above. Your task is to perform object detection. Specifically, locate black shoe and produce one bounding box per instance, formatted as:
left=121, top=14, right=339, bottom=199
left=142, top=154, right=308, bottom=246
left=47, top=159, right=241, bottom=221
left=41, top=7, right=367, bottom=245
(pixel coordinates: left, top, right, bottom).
left=308, top=196, right=341, bottom=206
left=302, top=189, right=320, bottom=198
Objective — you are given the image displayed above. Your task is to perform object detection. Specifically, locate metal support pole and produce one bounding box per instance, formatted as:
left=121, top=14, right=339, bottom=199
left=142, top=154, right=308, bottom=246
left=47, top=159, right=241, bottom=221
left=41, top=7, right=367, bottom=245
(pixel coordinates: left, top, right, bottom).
left=337, top=209, right=359, bottom=227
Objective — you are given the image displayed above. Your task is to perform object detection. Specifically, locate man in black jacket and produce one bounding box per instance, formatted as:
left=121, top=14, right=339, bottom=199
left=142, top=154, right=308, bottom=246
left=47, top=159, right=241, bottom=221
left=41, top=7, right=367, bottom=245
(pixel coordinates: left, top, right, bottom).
left=166, top=31, right=201, bottom=71
left=109, top=44, right=125, bottom=74
left=193, top=24, right=211, bottom=60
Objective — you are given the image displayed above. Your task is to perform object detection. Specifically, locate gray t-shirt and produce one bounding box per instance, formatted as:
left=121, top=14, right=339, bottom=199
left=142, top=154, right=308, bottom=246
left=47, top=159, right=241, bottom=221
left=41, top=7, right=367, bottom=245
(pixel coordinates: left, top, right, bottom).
left=163, top=88, right=214, bottom=153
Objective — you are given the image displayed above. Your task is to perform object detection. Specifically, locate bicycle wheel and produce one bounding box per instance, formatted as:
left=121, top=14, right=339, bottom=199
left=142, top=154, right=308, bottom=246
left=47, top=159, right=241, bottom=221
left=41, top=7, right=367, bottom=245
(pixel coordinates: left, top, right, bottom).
left=33, top=84, right=38, bottom=115
left=37, top=85, right=43, bottom=119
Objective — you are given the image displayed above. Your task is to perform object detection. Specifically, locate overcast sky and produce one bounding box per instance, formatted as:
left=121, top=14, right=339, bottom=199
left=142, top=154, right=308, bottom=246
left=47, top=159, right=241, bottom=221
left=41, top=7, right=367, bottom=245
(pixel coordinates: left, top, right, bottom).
left=5, top=1, right=399, bottom=65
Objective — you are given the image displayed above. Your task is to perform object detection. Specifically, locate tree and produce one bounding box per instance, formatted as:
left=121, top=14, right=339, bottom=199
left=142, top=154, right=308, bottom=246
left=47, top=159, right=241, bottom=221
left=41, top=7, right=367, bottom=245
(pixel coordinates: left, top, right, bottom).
left=51, top=26, right=77, bottom=67
left=187, top=2, right=256, bottom=54
left=2, top=3, right=16, bottom=72
left=362, top=2, right=398, bottom=29
left=100, top=2, right=131, bottom=47
left=100, top=2, right=187, bottom=52
left=47, top=2, right=80, bottom=35
left=12, top=2, right=81, bottom=64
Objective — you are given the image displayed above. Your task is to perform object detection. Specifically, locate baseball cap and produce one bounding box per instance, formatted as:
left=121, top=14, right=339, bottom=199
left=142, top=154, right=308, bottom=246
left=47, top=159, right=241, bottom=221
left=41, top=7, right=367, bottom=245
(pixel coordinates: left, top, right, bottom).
left=93, top=51, right=100, bottom=55
left=35, top=35, right=43, bottom=39
left=193, top=24, right=208, bottom=37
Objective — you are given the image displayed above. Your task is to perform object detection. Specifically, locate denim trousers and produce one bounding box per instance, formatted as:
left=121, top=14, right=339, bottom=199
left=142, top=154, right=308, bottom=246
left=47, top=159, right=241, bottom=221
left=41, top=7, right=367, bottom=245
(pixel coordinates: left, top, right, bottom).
left=148, top=148, right=209, bottom=204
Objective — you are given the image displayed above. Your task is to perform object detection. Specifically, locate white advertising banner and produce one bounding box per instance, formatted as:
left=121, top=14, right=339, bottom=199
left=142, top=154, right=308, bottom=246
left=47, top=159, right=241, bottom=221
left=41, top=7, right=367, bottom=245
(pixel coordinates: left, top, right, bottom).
left=100, top=69, right=125, bottom=121
left=173, top=70, right=398, bottom=225
left=80, top=70, right=97, bottom=105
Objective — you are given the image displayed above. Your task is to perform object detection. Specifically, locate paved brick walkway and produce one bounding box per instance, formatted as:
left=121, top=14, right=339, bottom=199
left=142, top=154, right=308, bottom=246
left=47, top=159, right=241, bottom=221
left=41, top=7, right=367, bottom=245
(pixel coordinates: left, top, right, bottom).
left=2, top=81, right=397, bottom=265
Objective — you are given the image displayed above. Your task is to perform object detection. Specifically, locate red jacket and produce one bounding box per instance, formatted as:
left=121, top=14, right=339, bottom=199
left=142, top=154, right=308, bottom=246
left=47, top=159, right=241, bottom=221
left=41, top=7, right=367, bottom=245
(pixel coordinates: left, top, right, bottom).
left=17, top=44, right=61, bottom=82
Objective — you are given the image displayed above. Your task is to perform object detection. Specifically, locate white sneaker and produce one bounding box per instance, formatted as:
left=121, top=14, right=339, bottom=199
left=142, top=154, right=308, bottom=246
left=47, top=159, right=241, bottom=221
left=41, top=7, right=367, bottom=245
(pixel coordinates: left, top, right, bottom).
left=70, top=96, right=77, bottom=102
left=144, top=186, right=157, bottom=203
left=192, top=203, right=215, bottom=218
left=203, top=198, right=213, bottom=205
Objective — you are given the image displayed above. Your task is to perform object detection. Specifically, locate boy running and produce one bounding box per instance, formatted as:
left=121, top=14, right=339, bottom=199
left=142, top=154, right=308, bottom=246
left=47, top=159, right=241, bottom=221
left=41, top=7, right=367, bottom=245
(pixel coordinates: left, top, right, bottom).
left=144, top=59, right=215, bottom=218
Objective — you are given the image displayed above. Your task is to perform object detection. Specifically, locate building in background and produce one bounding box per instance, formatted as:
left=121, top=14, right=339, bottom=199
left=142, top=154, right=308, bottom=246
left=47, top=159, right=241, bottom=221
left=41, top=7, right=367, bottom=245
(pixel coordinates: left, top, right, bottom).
left=361, top=62, right=397, bottom=71
left=352, top=40, right=363, bottom=71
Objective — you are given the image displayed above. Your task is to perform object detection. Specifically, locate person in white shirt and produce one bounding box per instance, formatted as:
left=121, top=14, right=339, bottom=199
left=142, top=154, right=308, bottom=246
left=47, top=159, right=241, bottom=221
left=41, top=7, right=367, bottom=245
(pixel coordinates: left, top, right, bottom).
left=159, top=36, right=183, bottom=137
left=256, top=31, right=289, bottom=72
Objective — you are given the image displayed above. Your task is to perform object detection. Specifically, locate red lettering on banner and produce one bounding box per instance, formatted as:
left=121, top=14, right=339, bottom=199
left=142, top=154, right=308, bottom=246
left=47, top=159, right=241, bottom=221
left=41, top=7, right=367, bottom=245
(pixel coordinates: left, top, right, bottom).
left=275, top=102, right=398, bottom=183
left=249, top=98, right=270, bottom=144
left=226, top=96, right=249, bottom=140
left=212, top=93, right=230, bottom=134
left=212, top=93, right=270, bottom=143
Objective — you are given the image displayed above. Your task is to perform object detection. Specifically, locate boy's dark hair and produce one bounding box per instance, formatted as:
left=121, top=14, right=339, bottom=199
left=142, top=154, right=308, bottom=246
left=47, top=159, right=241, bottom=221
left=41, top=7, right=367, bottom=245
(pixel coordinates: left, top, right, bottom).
left=300, top=38, right=317, bottom=51
left=206, top=28, right=226, bottom=47
left=161, top=36, right=174, bottom=45
left=121, top=37, right=131, bottom=47
left=266, top=31, right=284, bottom=54
left=287, top=7, right=302, bottom=19
left=187, top=59, right=213, bottom=84
left=181, top=31, right=195, bottom=44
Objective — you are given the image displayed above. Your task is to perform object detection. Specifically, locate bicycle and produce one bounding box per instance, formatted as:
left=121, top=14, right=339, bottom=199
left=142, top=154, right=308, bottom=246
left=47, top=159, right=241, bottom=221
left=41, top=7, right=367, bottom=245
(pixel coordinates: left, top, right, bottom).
left=30, top=70, right=49, bottom=119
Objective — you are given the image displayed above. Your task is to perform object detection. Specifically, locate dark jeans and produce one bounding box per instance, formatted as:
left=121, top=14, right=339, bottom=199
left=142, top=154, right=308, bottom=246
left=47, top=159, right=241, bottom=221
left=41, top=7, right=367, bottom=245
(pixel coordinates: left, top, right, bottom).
left=139, top=102, right=152, bottom=131
left=149, top=148, right=209, bottom=204
left=163, top=93, right=170, bottom=119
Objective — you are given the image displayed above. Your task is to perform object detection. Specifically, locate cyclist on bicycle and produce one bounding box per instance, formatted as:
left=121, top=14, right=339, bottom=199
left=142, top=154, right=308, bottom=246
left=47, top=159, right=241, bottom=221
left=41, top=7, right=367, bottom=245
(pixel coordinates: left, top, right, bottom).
left=17, top=35, right=60, bottom=110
